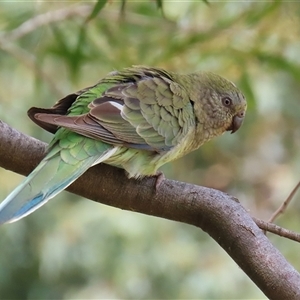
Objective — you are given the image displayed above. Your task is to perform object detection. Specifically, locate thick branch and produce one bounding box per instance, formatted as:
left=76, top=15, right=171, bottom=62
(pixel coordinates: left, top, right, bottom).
left=1, top=120, right=300, bottom=299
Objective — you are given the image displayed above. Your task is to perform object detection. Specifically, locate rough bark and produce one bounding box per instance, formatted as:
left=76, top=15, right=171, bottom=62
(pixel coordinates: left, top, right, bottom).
left=1, top=120, right=300, bottom=299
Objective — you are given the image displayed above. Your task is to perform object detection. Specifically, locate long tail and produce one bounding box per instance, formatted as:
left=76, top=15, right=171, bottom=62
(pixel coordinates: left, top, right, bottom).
left=0, top=146, right=116, bottom=225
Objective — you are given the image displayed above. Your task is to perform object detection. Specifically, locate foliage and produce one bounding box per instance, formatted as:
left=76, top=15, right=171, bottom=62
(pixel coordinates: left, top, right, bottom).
left=0, top=1, right=299, bottom=298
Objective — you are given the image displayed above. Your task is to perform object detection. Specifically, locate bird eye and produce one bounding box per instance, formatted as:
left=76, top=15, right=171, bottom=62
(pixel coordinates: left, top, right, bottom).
left=222, top=97, right=232, bottom=107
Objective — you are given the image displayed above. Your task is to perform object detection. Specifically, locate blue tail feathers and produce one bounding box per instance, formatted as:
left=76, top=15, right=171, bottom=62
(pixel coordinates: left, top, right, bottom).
left=0, top=153, right=100, bottom=225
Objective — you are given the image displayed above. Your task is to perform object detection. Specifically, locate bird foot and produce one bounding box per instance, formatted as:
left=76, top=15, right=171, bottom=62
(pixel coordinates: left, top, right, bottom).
left=154, top=171, right=165, bottom=190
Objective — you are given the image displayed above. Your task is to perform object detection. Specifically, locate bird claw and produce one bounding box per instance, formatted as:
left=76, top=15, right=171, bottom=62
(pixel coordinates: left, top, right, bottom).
left=154, top=171, right=165, bottom=190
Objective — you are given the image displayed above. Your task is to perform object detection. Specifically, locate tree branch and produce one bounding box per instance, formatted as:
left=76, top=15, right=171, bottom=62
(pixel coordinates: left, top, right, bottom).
left=1, top=120, right=300, bottom=299
left=253, top=217, right=300, bottom=242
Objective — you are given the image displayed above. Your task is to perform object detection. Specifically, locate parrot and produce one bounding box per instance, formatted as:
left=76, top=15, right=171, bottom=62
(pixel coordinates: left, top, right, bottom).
left=0, top=66, right=246, bottom=225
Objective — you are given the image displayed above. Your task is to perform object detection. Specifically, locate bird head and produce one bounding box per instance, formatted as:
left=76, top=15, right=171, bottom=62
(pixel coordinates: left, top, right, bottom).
left=189, top=72, right=247, bottom=137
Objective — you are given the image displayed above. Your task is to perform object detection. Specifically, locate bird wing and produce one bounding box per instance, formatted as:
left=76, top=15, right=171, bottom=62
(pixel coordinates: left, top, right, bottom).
left=27, top=86, right=91, bottom=134
left=30, top=73, right=195, bottom=152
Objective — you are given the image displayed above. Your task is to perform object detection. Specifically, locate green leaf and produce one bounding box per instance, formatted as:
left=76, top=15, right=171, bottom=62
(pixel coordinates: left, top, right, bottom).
left=155, top=0, right=163, bottom=9
left=120, top=0, right=126, bottom=16
left=239, top=71, right=256, bottom=111
left=155, top=0, right=165, bottom=17
left=86, top=0, right=108, bottom=23
left=49, top=25, right=88, bottom=81
left=254, top=51, right=300, bottom=80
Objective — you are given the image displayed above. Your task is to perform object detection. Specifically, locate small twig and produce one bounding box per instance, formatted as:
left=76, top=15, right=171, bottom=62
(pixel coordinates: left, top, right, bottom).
left=253, top=217, right=300, bottom=243
left=6, top=5, right=92, bottom=42
left=268, top=181, right=300, bottom=223
left=0, top=6, right=92, bottom=98
left=3, top=4, right=170, bottom=44
left=0, top=39, right=63, bottom=98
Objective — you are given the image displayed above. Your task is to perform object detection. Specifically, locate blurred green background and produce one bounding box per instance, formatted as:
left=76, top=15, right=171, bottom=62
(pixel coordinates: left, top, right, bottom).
left=0, top=1, right=299, bottom=299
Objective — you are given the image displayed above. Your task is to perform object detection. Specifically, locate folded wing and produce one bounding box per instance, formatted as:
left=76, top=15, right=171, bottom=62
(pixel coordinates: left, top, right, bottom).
left=30, top=73, right=195, bottom=152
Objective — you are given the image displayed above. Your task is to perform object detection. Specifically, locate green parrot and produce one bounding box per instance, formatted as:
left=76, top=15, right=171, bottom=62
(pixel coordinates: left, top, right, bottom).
left=0, top=66, right=246, bottom=224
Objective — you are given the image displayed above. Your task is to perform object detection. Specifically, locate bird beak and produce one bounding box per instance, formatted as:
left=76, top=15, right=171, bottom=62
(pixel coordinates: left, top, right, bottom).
left=227, top=111, right=245, bottom=134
